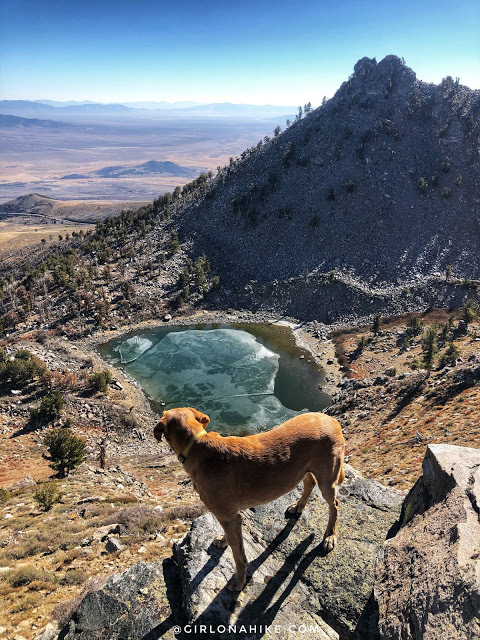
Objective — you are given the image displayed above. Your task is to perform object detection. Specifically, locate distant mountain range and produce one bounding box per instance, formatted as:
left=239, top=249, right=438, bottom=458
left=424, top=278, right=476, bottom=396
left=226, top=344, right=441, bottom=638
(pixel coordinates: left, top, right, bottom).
left=0, top=100, right=295, bottom=120
left=34, top=100, right=205, bottom=109
left=61, top=160, right=200, bottom=180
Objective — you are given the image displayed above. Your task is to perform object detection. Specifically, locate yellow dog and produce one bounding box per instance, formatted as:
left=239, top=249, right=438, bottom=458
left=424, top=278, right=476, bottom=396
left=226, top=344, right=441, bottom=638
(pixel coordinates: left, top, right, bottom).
left=154, top=407, right=345, bottom=590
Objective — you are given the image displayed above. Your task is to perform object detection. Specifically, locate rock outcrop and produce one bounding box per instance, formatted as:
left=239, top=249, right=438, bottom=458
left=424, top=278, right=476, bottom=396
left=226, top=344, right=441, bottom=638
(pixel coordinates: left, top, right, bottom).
left=375, top=444, right=480, bottom=639
left=60, top=465, right=403, bottom=639
left=60, top=561, right=183, bottom=640
left=172, top=466, right=404, bottom=640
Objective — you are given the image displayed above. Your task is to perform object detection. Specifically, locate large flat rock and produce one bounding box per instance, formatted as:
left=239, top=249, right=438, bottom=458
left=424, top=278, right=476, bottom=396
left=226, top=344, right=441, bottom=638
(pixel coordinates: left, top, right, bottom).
left=173, top=466, right=404, bottom=639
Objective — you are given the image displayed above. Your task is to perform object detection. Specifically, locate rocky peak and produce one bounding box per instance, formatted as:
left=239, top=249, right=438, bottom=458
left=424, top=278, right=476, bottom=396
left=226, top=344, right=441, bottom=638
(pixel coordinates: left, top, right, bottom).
left=338, top=55, right=417, bottom=104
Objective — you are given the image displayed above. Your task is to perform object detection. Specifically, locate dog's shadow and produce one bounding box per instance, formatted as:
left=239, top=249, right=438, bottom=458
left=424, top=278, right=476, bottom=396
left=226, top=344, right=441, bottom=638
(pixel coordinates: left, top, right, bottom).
left=144, top=506, right=334, bottom=639
left=184, top=514, right=330, bottom=635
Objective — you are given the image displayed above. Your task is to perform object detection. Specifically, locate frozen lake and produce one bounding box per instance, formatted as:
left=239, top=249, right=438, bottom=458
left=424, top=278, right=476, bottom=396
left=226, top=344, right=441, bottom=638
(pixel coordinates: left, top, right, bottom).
left=101, top=323, right=331, bottom=434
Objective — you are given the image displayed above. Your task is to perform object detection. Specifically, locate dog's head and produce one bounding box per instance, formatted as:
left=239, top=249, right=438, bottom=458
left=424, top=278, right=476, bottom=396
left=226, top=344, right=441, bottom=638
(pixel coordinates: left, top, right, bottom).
left=153, top=407, right=210, bottom=449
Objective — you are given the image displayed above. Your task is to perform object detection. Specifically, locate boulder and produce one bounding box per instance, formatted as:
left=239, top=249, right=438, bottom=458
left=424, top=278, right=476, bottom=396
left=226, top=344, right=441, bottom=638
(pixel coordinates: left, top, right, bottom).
left=173, top=466, right=403, bottom=639
left=9, top=476, right=36, bottom=492
left=105, top=537, right=125, bottom=553
left=61, top=562, right=181, bottom=639
left=92, top=524, right=121, bottom=542
left=375, top=444, right=480, bottom=639
left=34, top=623, right=60, bottom=640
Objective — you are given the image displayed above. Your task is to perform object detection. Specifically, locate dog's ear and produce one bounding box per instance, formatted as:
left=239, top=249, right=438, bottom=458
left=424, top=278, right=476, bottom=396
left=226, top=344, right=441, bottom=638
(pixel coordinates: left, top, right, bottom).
left=153, top=420, right=164, bottom=441
left=188, top=407, right=210, bottom=426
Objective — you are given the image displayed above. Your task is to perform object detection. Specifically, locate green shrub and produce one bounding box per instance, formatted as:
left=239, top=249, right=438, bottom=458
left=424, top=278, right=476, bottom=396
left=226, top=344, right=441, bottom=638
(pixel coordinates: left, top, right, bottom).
left=0, top=350, right=47, bottom=387
left=88, top=370, right=113, bottom=393
left=385, top=367, right=397, bottom=377
left=210, top=275, right=220, bottom=290
left=356, top=335, right=368, bottom=352
left=0, top=487, right=8, bottom=504
left=439, top=342, right=459, bottom=368
left=30, top=390, right=64, bottom=425
left=439, top=318, right=453, bottom=341
left=167, top=230, right=180, bottom=255
left=34, top=482, right=62, bottom=511
left=6, top=565, right=56, bottom=588
left=406, top=316, right=424, bottom=336
left=418, top=177, right=428, bottom=192
left=461, top=299, right=478, bottom=327
left=44, top=428, right=86, bottom=477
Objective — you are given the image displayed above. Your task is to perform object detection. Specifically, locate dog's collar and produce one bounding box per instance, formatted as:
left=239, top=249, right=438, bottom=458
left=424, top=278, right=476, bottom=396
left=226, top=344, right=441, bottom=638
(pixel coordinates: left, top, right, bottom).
left=177, top=430, right=208, bottom=464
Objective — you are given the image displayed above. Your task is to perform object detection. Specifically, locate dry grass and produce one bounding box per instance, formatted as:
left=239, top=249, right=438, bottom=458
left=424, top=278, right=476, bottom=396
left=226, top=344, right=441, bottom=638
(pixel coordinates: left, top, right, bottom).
left=333, top=313, right=480, bottom=488
left=4, top=565, right=56, bottom=588
left=0, top=222, right=95, bottom=256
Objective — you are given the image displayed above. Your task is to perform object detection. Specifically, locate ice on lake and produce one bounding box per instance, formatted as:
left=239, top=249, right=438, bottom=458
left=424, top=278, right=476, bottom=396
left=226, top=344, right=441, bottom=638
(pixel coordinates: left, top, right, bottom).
left=120, top=328, right=299, bottom=432
left=116, top=335, right=153, bottom=363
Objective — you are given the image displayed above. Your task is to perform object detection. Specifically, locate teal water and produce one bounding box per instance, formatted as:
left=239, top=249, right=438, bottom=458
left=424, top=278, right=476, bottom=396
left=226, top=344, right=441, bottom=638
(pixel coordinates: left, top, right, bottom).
left=100, top=323, right=331, bottom=434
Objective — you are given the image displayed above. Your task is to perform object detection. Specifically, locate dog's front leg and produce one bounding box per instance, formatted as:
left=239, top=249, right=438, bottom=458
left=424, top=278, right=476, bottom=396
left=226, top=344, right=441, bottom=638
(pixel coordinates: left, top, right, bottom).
left=219, top=513, right=248, bottom=591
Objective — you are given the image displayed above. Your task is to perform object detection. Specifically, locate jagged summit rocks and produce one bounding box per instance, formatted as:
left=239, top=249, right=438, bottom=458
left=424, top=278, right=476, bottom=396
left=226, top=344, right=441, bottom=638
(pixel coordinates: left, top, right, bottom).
left=352, top=55, right=416, bottom=83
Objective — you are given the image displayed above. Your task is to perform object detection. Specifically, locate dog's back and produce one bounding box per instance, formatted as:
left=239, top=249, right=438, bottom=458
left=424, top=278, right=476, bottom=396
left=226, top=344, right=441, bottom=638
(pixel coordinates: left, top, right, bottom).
left=190, top=412, right=345, bottom=513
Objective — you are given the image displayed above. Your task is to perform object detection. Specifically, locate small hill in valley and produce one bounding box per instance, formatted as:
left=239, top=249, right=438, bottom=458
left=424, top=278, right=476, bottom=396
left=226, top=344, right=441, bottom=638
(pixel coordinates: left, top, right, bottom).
left=0, top=114, right=73, bottom=129
left=90, top=160, right=200, bottom=179
left=58, top=161, right=200, bottom=182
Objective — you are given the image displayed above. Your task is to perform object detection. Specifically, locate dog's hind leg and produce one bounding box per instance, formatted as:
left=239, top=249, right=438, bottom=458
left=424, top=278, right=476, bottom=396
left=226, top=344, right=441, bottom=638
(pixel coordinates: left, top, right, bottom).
left=218, top=513, right=248, bottom=591
left=316, top=482, right=339, bottom=553
left=213, top=533, right=228, bottom=548
left=286, top=472, right=317, bottom=516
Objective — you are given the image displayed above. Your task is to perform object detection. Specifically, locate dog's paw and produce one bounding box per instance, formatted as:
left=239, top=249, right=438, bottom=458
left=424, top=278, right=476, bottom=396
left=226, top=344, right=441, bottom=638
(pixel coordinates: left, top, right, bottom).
left=226, top=574, right=246, bottom=591
left=321, top=535, right=337, bottom=554
left=213, top=534, right=228, bottom=548
left=286, top=502, right=302, bottom=517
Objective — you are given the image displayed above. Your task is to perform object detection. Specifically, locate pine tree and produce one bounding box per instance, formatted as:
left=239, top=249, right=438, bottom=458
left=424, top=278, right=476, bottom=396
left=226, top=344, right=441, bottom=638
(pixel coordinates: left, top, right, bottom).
left=462, top=299, right=478, bottom=327
left=44, top=428, right=86, bottom=477
left=422, top=326, right=438, bottom=371
left=372, top=313, right=382, bottom=335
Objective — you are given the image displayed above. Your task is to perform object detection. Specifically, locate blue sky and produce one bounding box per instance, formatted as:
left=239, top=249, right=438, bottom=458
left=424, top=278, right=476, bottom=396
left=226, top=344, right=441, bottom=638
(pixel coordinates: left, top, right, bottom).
left=1, top=0, right=479, bottom=105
